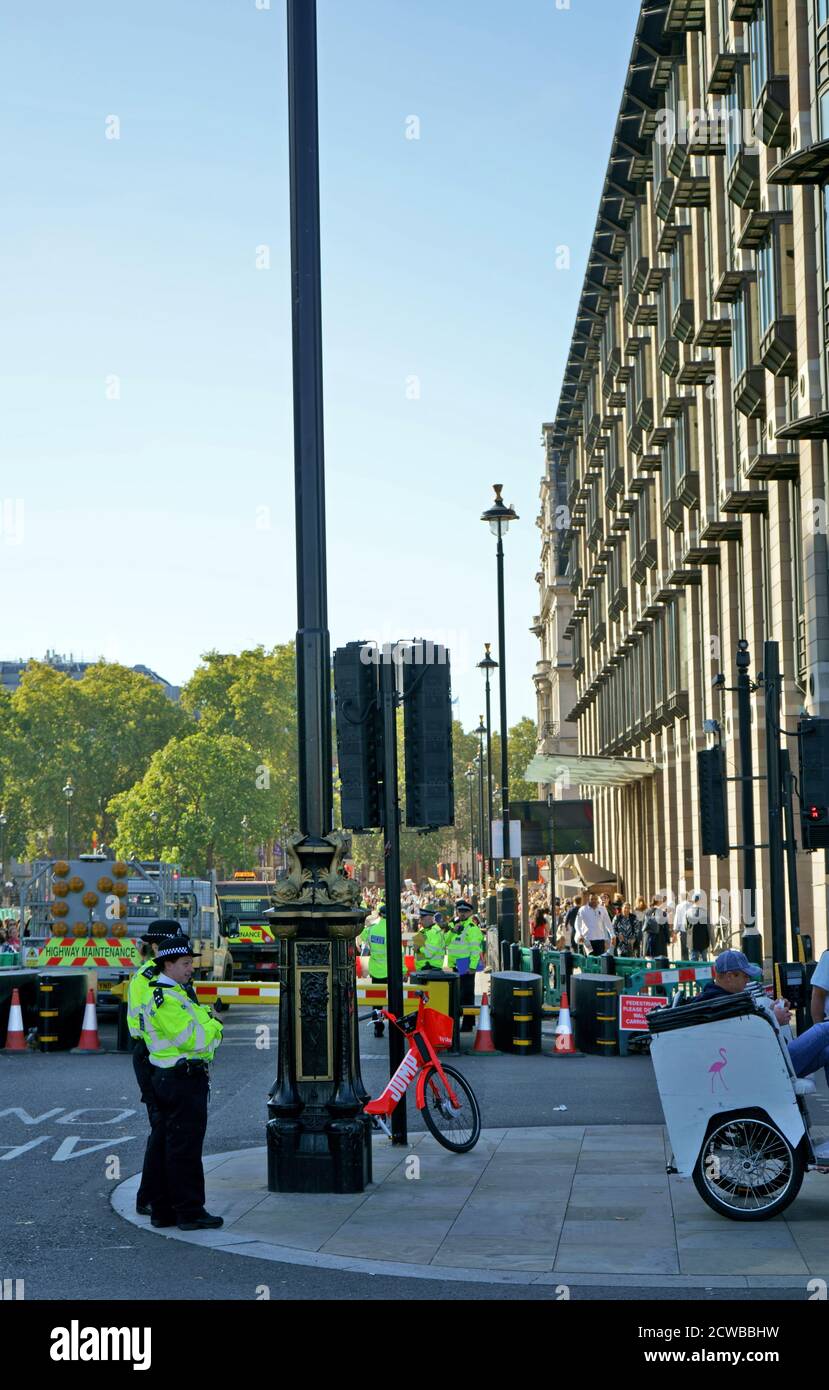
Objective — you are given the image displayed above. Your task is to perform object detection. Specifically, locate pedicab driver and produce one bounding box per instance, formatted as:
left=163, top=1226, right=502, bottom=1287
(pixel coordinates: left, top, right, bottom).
left=701, top=950, right=829, bottom=1105
left=139, top=937, right=225, bottom=1231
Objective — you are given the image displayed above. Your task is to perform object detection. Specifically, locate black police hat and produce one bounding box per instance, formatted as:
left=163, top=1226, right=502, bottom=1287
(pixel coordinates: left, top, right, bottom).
left=155, top=936, right=199, bottom=960
left=142, top=919, right=186, bottom=944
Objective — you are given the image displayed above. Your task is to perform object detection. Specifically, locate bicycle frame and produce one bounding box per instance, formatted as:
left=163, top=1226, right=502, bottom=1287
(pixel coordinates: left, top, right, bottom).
left=364, top=994, right=460, bottom=1119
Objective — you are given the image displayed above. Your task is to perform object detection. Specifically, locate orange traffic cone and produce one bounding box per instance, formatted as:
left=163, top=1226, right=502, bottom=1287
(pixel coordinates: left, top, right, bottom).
left=74, top=989, right=101, bottom=1052
left=473, top=992, right=497, bottom=1053
left=553, top=991, right=578, bottom=1056
left=3, top=988, right=26, bottom=1052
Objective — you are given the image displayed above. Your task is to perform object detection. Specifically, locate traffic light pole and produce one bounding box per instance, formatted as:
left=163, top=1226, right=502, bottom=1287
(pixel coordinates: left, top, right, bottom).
left=762, top=641, right=787, bottom=974
left=496, top=527, right=517, bottom=947
left=781, top=750, right=802, bottom=958
left=735, top=641, right=759, bottom=963
left=379, top=656, right=407, bottom=1146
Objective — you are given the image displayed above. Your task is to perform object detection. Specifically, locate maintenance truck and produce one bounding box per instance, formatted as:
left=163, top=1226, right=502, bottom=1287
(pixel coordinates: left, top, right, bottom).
left=215, top=872, right=278, bottom=981
left=20, top=856, right=234, bottom=1005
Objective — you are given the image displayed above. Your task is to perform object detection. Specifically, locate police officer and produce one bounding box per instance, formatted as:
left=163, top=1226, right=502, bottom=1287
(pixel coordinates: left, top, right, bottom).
left=451, top=900, right=485, bottom=1032
left=358, top=901, right=388, bottom=1038
left=412, top=904, right=446, bottom=971
left=138, top=937, right=224, bottom=1231
left=127, top=919, right=187, bottom=1216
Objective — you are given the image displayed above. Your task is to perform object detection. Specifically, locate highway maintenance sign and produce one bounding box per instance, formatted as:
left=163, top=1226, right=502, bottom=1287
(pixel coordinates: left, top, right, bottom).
left=37, top=937, right=142, bottom=969
left=619, top=994, right=668, bottom=1031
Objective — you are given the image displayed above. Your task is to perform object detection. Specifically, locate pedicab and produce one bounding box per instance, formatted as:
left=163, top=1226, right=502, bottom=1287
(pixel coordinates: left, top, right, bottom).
left=648, top=983, right=821, bottom=1220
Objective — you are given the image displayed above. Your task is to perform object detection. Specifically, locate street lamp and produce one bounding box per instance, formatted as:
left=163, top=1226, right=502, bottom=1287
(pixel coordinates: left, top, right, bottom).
left=0, top=811, right=6, bottom=900
left=62, top=780, right=74, bottom=860
left=465, top=766, right=476, bottom=893
left=481, top=484, right=519, bottom=948
left=149, top=810, right=160, bottom=863
left=475, top=716, right=487, bottom=905
left=477, top=643, right=498, bottom=927
left=241, top=815, right=249, bottom=869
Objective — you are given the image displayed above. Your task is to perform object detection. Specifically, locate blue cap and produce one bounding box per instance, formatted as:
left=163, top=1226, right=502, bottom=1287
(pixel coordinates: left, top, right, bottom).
left=714, top=949, right=762, bottom=978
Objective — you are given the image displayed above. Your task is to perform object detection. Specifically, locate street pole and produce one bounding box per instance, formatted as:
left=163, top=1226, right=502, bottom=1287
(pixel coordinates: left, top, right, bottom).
left=762, top=641, right=787, bottom=976
left=466, top=770, right=475, bottom=893
left=476, top=735, right=485, bottom=906
left=265, top=0, right=370, bottom=1195
left=379, top=656, right=406, bottom=1145
left=496, top=518, right=517, bottom=945
left=735, top=640, right=759, bottom=964
left=781, top=750, right=802, bottom=959
left=478, top=644, right=498, bottom=928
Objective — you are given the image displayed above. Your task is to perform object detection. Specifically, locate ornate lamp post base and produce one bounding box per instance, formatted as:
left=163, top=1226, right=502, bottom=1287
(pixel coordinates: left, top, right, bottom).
left=265, top=832, right=372, bottom=1194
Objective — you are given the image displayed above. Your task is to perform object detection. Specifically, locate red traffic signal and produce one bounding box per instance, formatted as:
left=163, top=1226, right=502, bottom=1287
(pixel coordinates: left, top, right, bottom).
left=808, top=805, right=827, bottom=822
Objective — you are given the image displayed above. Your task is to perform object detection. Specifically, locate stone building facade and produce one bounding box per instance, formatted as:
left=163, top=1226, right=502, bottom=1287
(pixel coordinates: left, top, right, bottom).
left=534, top=0, right=829, bottom=955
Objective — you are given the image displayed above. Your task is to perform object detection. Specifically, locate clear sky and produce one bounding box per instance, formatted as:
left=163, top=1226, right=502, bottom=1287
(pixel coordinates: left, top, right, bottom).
left=1, top=0, right=639, bottom=732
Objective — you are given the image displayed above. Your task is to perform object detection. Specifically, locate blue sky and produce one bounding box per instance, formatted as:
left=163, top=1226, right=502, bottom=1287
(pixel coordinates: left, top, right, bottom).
left=1, top=0, right=638, bottom=732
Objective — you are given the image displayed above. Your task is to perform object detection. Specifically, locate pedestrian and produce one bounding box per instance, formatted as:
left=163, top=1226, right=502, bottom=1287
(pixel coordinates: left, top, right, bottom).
left=673, top=891, right=691, bottom=959
left=531, top=906, right=548, bottom=947
left=412, top=904, right=445, bottom=972
left=564, top=895, right=582, bottom=952
left=139, top=937, right=224, bottom=1231
left=575, top=892, right=614, bottom=956
left=687, top=893, right=712, bottom=961
left=643, top=896, right=671, bottom=957
left=614, top=902, right=641, bottom=957
left=448, top=900, right=484, bottom=1032
left=358, top=900, right=389, bottom=1038
left=126, top=919, right=188, bottom=1218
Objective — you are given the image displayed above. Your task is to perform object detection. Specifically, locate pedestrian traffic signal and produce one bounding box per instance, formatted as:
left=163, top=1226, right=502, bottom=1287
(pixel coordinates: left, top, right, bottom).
left=798, top=717, right=829, bottom=850
left=403, top=643, right=454, bottom=829
left=333, top=644, right=383, bottom=831
left=697, top=746, right=728, bottom=857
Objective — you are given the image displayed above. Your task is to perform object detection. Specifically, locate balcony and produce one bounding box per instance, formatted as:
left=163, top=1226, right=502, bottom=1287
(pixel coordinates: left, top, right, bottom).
left=767, top=138, right=829, bottom=188
left=658, top=335, right=681, bottom=377
left=754, top=77, right=791, bottom=151
left=727, top=150, right=761, bottom=210
left=715, top=267, right=755, bottom=303
left=760, top=318, right=797, bottom=378
left=666, top=565, right=702, bottom=588
left=608, top=587, right=629, bottom=622
left=656, top=176, right=675, bottom=223
left=631, top=539, right=657, bottom=585
left=677, top=356, right=715, bottom=386
left=694, top=317, right=732, bottom=349
left=665, top=0, right=706, bottom=30
left=633, top=300, right=658, bottom=329
left=733, top=365, right=766, bottom=418
left=719, top=481, right=769, bottom=514
left=683, top=534, right=720, bottom=565
left=663, top=497, right=685, bottom=531
left=730, top=0, right=760, bottom=17
left=708, top=48, right=749, bottom=98
left=640, top=452, right=663, bottom=474
left=738, top=208, right=774, bottom=251
left=590, top=622, right=607, bottom=652
left=743, top=449, right=799, bottom=480
left=700, top=516, right=742, bottom=541
left=663, top=390, right=694, bottom=417
left=648, top=422, right=671, bottom=448
left=672, top=298, right=696, bottom=343
left=671, top=169, right=711, bottom=214
left=635, top=396, right=655, bottom=431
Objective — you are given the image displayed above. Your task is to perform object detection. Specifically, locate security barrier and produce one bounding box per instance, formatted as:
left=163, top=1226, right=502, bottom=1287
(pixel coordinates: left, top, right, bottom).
left=490, top=971, right=542, bottom=1054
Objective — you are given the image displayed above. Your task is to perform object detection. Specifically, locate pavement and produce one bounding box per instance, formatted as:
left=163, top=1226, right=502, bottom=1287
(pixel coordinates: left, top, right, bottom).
left=113, top=1120, right=829, bottom=1291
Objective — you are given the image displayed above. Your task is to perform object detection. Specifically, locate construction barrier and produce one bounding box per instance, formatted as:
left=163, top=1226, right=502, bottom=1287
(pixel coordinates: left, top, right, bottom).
left=572, top=973, right=624, bottom=1056
left=490, top=971, right=542, bottom=1054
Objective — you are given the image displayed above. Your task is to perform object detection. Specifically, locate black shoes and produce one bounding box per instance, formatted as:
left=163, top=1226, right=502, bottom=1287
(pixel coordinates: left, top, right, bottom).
left=177, top=1213, right=224, bottom=1231
left=136, top=1201, right=152, bottom=1217
left=150, top=1214, right=177, bottom=1228
left=373, top=1027, right=385, bottom=1039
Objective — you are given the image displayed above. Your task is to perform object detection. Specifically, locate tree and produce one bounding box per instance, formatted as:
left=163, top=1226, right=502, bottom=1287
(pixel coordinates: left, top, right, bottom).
left=182, top=646, right=297, bottom=833
left=491, top=715, right=540, bottom=810
left=109, top=732, right=283, bottom=877
left=5, top=661, right=188, bottom=857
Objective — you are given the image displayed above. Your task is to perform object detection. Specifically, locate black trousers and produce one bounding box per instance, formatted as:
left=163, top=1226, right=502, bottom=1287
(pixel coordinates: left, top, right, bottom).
left=589, top=940, right=606, bottom=956
left=459, top=970, right=476, bottom=1030
left=370, top=976, right=387, bottom=1035
left=147, top=1064, right=209, bottom=1222
left=133, top=1042, right=163, bottom=1209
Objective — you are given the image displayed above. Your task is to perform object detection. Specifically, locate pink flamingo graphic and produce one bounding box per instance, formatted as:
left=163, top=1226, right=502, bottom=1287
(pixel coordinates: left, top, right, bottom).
left=709, top=1048, right=729, bottom=1092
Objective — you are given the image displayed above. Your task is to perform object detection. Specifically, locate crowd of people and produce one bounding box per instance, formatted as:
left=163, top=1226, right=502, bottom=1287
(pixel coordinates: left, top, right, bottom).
left=529, top=888, right=716, bottom=961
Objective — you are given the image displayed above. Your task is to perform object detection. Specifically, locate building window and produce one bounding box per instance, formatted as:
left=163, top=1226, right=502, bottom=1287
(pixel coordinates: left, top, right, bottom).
left=758, top=237, right=775, bottom=338
left=726, top=77, right=742, bottom=170
left=820, top=0, right=829, bottom=31
left=749, top=0, right=770, bottom=109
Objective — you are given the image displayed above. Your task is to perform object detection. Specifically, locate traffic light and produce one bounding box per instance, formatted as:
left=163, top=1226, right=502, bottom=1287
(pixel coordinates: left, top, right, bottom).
left=333, top=644, right=383, bottom=831
left=697, top=746, right=728, bottom=857
left=403, top=643, right=454, bottom=829
left=798, top=716, right=829, bottom=850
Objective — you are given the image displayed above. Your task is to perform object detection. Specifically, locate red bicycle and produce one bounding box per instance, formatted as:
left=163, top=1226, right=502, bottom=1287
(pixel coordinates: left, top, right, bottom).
left=363, top=990, right=481, bottom=1153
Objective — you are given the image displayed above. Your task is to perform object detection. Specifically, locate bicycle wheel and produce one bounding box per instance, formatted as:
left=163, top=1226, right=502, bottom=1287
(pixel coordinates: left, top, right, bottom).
left=420, top=1064, right=481, bottom=1153
left=692, top=1116, right=805, bottom=1221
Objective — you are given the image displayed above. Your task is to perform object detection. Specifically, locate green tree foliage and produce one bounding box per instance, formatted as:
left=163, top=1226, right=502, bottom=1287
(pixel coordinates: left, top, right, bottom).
left=109, top=732, right=282, bottom=877
left=181, top=646, right=297, bottom=831
left=4, top=662, right=188, bottom=857
left=490, top=715, right=540, bottom=809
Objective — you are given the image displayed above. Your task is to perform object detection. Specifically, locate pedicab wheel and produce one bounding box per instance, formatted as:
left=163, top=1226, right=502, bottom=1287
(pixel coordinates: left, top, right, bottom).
left=692, top=1116, right=805, bottom=1221
left=420, top=1064, right=481, bottom=1153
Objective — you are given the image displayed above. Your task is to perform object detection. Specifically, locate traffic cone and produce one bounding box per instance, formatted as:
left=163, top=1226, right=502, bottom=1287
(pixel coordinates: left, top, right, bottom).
left=3, top=988, right=26, bottom=1052
left=553, top=991, right=578, bottom=1056
left=74, top=989, right=101, bottom=1052
left=473, top=992, right=497, bottom=1053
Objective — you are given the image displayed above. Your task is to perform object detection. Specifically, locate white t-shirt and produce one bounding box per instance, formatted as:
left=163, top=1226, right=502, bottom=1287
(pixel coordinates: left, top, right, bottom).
left=810, top=950, right=829, bottom=1020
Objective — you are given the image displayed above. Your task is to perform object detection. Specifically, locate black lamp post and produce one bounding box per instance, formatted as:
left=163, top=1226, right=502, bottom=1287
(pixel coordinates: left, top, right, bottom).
left=149, top=810, right=160, bottom=863
left=477, top=643, right=498, bottom=927
left=465, top=766, right=475, bottom=893
left=481, top=485, right=519, bottom=948
left=475, top=717, right=486, bottom=905
left=62, top=780, right=74, bottom=860
left=0, top=812, right=6, bottom=899
left=264, top=0, right=370, bottom=1195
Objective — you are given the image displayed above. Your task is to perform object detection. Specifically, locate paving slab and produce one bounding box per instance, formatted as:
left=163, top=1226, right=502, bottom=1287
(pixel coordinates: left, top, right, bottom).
left=112, top=1125, right=829, bottom=1287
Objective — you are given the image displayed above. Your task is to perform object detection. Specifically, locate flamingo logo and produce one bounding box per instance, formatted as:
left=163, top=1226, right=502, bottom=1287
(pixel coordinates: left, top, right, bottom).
left=708, top=1047, right=728, bottom=1092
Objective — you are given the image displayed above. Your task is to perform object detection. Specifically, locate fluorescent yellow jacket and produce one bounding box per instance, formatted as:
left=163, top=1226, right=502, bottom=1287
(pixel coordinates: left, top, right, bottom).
left=127, top=962, right=160, bottom=1039
left=141, top=979, right=223, bottom=1068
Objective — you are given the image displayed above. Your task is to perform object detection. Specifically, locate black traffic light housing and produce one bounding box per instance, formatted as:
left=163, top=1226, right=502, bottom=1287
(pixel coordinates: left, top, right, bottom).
left=697, top=745, right=729, bottom=858
left=403, top=643, right=454, bottom=829
left=333, top=643, right=383, bottom=831
left=798, top=716, right=829, bottom=850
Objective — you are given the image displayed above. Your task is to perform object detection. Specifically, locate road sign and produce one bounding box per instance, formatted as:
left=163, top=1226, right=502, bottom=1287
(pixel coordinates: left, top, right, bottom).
left=619, top=994, right=668, bottom=1031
